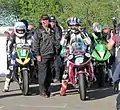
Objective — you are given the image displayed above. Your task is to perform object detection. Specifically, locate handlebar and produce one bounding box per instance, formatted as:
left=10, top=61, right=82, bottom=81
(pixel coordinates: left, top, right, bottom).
left=14, top=43, right=30, bottom=49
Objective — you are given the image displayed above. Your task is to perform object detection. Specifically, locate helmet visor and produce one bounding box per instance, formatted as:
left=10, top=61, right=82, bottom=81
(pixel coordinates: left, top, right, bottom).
left=16, top=29, right=25, bottom=34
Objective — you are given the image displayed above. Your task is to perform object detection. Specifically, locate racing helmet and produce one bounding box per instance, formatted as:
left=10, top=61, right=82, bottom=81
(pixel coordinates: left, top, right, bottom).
left=14, top=21, right=27, bottom=38
left=67, top=17, right=81, bottom=26
left=20, top=19, right=29, bottom=29
left=92, top=22, right=101, bottom=33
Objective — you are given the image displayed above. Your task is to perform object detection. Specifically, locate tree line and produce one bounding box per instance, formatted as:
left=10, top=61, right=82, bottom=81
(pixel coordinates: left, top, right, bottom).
left=0, top=0, right=119, bottom=31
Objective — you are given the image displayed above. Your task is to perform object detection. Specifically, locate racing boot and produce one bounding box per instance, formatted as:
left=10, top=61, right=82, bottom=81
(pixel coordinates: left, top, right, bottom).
left=60, top=70, right=68, bottom=96
left=3, top=77, right=11, bottom=92
left=60, top=80, right=68, bottom=96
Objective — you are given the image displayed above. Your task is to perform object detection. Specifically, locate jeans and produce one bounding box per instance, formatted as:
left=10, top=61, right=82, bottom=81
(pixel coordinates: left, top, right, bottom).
left=113, top=63, right=120, bottom=83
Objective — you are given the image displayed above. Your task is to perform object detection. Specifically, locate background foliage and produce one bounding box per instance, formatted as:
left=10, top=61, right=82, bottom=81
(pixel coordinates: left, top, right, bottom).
left=0, top=0, right=120, bottom=31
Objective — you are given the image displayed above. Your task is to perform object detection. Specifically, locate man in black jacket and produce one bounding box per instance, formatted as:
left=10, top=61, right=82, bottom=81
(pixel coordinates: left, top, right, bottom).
left=33, top=14, right=60, bottom=97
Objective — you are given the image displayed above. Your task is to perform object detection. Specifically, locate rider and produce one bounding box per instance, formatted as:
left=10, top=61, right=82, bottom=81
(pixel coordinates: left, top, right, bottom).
left=3, top=21, right=34, bottom=92
left=91, top=23, right=113, bottom=84
left=91, top=22, right=102, bottom=44
left=60, top=17, right=95, bottom=96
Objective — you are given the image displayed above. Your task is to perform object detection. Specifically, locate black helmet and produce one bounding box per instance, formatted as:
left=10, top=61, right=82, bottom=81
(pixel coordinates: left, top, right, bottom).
left=20, top=19, right=29, bottom=29
left=49, top=16, right=56, bottom=22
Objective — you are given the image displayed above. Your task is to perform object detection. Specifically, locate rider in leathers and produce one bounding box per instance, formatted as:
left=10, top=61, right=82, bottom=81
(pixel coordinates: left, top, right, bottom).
left=60, top=17, right=95, bottom=96
left=3, top=21, right=34, bottom=92
left=91, top=23, right=113, bottom=84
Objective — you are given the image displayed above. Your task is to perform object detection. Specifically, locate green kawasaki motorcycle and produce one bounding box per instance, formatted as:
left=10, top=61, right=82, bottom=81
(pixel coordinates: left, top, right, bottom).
left=92, top=37, right=111, bottom=87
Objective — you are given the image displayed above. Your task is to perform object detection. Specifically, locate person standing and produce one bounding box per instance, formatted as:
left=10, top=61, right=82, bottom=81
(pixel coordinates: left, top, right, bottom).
left=49, top=16, right=62, bottom=82
left=33, top=14, right=61, bottom=98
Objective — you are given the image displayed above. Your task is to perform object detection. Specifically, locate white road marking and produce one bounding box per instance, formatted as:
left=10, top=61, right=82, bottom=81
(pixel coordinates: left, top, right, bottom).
left=0, top=106, right=4, bottom=109
left=18, top=103, right=68, bottom=109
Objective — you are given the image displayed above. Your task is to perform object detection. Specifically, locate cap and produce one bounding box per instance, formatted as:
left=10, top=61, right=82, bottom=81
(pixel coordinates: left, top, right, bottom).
left=49, top=16, right=56, bottom=22
left=40, top=14, right=49, bottom=20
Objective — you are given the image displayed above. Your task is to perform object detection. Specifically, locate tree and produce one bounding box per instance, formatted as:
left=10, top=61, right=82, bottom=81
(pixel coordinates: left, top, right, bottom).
left=0, top=0, right=119, bottom=31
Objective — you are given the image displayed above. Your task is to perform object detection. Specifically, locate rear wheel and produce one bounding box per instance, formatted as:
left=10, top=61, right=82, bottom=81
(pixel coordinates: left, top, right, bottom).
left=78, top=74, right=87, bottom=100
left=21, top=70, right=29, bottom=95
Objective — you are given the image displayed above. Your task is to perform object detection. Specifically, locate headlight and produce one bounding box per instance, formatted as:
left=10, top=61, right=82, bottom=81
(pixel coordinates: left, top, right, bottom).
left=85, top=53, right=91, bottom=58
left=68, top=54, right=73, bottom=60
left=75, top=57, right=84, bottom=65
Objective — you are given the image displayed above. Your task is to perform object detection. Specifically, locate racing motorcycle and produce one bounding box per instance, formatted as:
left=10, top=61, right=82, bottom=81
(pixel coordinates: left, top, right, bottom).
left=92, top=38, right=111, bottom=87
left=60, top=49, right=92, bottom=100
left=12, top=43, right=33, bottom=95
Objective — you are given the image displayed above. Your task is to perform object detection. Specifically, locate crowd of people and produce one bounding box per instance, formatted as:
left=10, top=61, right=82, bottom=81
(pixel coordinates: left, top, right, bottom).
left=2, top=14, right=120, bottom=107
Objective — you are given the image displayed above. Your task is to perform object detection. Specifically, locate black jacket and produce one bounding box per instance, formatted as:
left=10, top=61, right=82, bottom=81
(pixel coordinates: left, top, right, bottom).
left=53, top=24, right=62, bottom=41
left=33, top=26, right=61, bottom=57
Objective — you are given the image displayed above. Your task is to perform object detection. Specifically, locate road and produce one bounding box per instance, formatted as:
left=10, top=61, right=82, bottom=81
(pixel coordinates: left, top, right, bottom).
left=0, top=77, right=117, bottom=110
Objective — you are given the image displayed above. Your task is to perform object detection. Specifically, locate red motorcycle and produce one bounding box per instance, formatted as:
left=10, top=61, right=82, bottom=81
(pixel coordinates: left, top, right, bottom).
left=60, top=49, right=94, bottom=100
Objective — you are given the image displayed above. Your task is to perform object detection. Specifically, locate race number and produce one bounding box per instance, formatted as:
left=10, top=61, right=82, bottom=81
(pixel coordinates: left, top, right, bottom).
left=20, top=49, right=26, bottom=56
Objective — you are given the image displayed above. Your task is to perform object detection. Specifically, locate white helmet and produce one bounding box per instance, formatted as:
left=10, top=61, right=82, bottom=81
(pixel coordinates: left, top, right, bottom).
left=92, top=22, right=101, bottom=32
left=14, top=22, right=26, bottom=38
left=67, top=17, right=81, bottom=26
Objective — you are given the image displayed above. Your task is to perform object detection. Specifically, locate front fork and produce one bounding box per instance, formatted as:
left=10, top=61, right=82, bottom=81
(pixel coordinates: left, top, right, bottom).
left=17, top=67, right=30, bottom=84
left=18, top=67, right=22, bottom=84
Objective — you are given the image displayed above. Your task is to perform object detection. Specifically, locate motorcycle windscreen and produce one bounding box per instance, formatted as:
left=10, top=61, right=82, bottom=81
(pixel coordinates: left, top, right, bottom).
left=17, top=49, right=28, bottom=58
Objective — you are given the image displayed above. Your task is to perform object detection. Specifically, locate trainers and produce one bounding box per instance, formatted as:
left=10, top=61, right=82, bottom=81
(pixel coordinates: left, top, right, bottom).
left=3, top=78, right=10, bottom=92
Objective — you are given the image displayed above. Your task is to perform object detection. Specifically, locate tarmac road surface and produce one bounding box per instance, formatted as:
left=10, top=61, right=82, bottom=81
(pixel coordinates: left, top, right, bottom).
left=0, top=77, right=117, bottom=110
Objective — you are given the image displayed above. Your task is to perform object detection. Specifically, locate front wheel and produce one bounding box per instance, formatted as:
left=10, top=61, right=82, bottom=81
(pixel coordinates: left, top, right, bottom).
left=78, top=74, right=87, bottom=100
left=21, top=70, right=29, bottom=95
